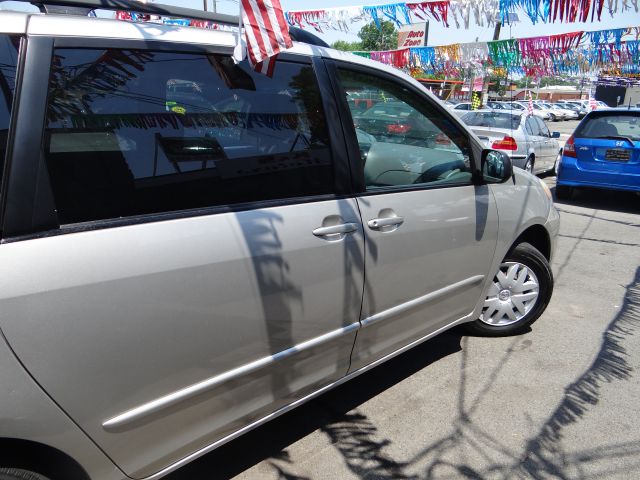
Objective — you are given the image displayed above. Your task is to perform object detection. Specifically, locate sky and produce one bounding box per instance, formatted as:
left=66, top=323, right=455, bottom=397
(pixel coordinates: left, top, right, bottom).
left=2, top=0, right=639, bottom=46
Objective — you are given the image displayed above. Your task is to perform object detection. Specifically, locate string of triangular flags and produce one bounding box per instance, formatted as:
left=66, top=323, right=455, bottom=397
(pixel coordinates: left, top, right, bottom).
left=285, top=0, right=638, bottom=31
left=351, top=26, right=640, bottom=77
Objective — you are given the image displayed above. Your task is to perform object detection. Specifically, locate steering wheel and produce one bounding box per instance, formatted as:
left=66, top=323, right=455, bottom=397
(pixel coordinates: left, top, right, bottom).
left=441, top=168, right=461, bottom=180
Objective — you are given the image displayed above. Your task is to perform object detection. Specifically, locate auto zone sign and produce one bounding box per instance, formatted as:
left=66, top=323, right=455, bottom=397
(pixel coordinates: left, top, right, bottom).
left=397, top=22, right=429, bottom=48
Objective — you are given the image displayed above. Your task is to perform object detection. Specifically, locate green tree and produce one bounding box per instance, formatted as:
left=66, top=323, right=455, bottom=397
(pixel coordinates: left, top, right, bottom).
left=331, top=40, right=362, bottom=52
left=358, top=20, right=398, bottom=51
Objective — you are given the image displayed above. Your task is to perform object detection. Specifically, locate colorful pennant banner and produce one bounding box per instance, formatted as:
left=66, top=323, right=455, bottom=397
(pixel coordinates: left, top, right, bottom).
left=285, top=0, right=638, bottom=31
left=352, top=26, right=640, bottom=78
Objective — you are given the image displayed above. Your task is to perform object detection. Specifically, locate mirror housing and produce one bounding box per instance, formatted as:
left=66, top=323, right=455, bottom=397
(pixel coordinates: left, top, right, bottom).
left=481, top=149, right=513, bottom=183
left=551, top=131, right=561, bottom=138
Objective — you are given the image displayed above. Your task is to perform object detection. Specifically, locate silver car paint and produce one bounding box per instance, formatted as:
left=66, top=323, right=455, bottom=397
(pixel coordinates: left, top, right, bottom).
left=0, top=332, right=125, bottom=480
left=350, top=186, right=499, bottom=371
left=0, top=13, right=558, bottom=480
left=0, top=200, right=364, bottom=478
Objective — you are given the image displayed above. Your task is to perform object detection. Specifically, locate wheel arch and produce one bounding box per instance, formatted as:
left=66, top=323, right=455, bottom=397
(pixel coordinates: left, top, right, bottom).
left=0, top=438, right=90, bottom=480
left=511, top=224, right=551, bottom=261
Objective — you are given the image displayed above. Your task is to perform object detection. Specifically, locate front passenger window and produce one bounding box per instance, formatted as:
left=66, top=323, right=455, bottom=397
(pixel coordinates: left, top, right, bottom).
left=337, top=68, right=473, bottom=190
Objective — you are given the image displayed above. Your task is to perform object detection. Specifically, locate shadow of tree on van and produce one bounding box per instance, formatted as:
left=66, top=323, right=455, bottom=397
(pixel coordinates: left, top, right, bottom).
left=167, top=267, right=639, bottom=480
left=164, top=331, right=463, bottom=480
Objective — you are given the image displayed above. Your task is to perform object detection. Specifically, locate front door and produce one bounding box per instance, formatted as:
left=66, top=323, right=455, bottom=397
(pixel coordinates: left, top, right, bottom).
left=331, top=65, right=499, bottom=371
left=0, top=46, right=364, bottom=478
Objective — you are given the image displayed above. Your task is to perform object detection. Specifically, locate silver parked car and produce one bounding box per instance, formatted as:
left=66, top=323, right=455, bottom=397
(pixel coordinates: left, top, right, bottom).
left=460, top=110, right=561, bottom=174
left=0, top=2, right=559, bottom=480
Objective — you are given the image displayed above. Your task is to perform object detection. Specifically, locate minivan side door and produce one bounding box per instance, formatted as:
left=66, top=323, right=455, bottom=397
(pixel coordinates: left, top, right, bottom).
left=328, top=63, right=499, bottom=371
left=0, top=41, right=364, bottom=478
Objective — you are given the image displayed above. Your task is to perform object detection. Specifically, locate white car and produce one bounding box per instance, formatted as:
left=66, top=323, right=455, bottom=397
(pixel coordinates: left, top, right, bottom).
left=545, top=104, right=579, bottom=121
left=514, top=102, right=552, bottom=121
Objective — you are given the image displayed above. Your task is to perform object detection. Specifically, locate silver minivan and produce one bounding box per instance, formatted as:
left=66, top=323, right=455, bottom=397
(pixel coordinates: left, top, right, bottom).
left=0, top=3, right=559, bottom=480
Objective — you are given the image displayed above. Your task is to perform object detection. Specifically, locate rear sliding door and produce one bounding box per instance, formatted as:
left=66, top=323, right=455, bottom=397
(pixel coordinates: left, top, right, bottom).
left=0, top=41, right=363, bottom=478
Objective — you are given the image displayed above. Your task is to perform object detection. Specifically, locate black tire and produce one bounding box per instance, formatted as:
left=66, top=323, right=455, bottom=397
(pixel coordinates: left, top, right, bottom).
left=465, top=242, right=553, bottom=337
left=524, top=156, right=534, bottom=174
left=548, top=113, right=556, bottom=122
left=0, top=469, right=50, bottom=480
left=555, top=184, right=573, bottom=200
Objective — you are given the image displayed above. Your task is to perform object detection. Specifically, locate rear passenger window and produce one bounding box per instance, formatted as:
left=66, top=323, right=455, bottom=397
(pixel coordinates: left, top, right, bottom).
left=0, top=35, right=20, bottom=192
left=44, top=49, right=333, bottom=224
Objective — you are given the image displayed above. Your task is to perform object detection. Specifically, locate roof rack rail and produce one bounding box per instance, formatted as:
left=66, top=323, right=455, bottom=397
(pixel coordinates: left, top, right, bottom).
left=3, top=0, right=238, bottom=24
left=1, top=0, right=331, bottom=47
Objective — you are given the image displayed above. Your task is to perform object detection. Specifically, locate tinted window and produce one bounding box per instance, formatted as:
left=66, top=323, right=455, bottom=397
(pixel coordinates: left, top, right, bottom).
left=338, top=68, right=473, bottom=189
left=461, top=112, right=520, bottom=130
left=575, top=113, right=640, bottom=141
left=44, top=49, right=333, bottom=224
left=525, top=118, right=537, bottom=135
left=0, top=36, right=19, bottom=192
left=535, top=117, right=550, bottom=137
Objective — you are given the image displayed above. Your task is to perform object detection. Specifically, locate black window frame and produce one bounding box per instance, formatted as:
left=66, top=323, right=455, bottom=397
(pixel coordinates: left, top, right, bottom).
left=0, top=35, right=25, bottom=240
left=2, top=37, right=352, bottom=241
left=323, top=58, right=483, bottom=196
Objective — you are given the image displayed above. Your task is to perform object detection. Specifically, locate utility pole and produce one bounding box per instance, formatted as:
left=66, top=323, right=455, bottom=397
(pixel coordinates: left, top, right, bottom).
left=203, top=0, right=207, bottom=11
left=480, top=21, right=501, bottom=106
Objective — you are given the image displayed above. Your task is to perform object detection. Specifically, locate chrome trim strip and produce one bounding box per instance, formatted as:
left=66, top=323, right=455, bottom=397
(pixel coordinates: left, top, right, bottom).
left=102, top=321, right=360, bottom=430
left=361, top=275, right=484, bottom=328
left=142, top=311, right=475, bottom=480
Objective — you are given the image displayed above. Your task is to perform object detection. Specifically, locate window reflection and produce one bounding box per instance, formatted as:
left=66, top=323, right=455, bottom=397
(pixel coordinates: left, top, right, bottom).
left=45, top=49, right=333, bottom=224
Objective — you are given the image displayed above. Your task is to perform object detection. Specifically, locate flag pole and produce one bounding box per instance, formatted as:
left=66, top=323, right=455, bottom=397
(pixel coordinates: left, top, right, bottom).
left=233, top=0, right=244, bottom=63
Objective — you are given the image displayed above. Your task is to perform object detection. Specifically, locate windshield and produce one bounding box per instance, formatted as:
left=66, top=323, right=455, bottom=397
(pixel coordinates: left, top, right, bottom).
left=461, top=111, right=521, bottom=130
left=575, top=113, right=640, bottom=141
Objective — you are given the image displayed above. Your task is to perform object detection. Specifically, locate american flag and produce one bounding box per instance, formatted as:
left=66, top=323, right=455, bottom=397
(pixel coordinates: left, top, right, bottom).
left=240, top=0, right=293, bottom=75
left=528, top=91, right=534, bottom=116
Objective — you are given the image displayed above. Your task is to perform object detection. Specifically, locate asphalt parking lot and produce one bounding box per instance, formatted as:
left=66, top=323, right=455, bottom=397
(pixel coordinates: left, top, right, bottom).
left=168, top=118, right=640, bottom=480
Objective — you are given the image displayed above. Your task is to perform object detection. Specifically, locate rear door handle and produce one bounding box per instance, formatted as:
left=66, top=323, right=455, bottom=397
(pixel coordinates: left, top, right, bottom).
left=313, top=223, right=359, bottom=237
left=367, top=217, right=404, bottom=229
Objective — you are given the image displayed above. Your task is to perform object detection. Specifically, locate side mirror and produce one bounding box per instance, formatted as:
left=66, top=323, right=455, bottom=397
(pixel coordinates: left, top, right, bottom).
left=481, top=149, right=513, bottom=183
left=552, top=131, right=561, bottom=138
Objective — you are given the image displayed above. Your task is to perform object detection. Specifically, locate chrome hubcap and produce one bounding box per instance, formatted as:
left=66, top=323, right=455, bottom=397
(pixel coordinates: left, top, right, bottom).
left=480, top=262, right=540, bottom=326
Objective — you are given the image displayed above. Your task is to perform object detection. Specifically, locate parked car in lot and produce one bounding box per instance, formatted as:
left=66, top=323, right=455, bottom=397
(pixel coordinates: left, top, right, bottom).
left=556, top=108, right=640, bottom=198
left=514, top=101, right=553, bottom=121
left=557, top=102, right=588, bottom=119
left=461, top=110, right=561, bottom=174
left=450, top=101, right=474, bottom=115
left=0, top=3, right=559, bottom=480
left=545, top=103, right=579, bottom=121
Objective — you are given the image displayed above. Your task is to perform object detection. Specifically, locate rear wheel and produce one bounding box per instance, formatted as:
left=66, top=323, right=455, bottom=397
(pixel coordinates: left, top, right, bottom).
left=548, top=113, right=556, bottom=122
left=523, top=156, right=534, bottom=174
left=0, top=469, right=50, bottom=480
left=555, top=185, right=573, bottom=200
left=466, top=242, right=553, bottom=336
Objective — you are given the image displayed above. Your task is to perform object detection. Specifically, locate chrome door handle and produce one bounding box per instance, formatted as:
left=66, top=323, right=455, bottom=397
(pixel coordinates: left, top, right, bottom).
left=367, top=217, right=404, bottom=229
left=312, top=223, right=359, bottom=237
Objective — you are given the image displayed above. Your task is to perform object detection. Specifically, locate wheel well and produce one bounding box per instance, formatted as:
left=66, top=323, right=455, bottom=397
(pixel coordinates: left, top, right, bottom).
left=0, top=439, right=90, bottom=480
left=513, top=224, right=551, bottom=261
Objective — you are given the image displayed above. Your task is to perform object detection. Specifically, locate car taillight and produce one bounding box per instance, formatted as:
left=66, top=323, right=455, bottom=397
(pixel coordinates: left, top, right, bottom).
left=563, top=135, right=576, bottom=158
left=492, top=136, right=518, bottom=151
left=387, top=123, right=411, bottom=134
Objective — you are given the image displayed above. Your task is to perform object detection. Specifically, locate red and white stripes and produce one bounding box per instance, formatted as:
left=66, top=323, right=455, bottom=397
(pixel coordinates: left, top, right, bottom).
left=241, top=0, right=292, bottom=70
